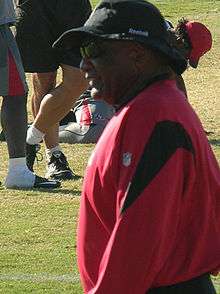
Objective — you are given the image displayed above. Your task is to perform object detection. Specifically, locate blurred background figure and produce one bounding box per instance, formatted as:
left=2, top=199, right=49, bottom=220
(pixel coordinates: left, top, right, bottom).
left=167, top=18, right=212, bottom=97
left=174, top=19, right=212, bottom=68
left=15, top=0, right=91, bottom=180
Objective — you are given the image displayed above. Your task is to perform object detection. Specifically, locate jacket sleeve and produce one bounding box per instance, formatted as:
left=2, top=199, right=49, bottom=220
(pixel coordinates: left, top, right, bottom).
left=87, top=119, right=196, bottom=294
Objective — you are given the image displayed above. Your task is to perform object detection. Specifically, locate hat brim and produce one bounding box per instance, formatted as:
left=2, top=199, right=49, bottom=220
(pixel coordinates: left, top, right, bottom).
left=53, top=27, right=106, bottom=50
left=53, top=27, right=187, bottom=75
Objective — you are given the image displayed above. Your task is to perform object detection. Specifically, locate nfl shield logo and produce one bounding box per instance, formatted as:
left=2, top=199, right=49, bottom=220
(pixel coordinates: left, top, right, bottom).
left=122, top=152, right=132, bottom=167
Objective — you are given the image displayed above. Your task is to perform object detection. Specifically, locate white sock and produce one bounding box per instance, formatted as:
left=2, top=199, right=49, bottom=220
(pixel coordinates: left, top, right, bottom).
left=5, top=157, right=36, bottom=188
left=27, top=125, right=45, bottom=145
left=8, top=157, right=27, bottom=170
left=45, top=145, right=62, bottom=161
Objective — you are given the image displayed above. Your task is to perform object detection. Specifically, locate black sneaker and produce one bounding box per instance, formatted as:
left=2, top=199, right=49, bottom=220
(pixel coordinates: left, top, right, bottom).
left=26, top=143, right=42, bottom=171
left=34, top=175, right=61, bottom=189
left=46, top=151, right=75, bottom=180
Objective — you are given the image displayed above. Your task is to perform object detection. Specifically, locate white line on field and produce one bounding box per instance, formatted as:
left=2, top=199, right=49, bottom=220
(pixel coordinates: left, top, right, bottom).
left=0, top=273, right=80, bottom=283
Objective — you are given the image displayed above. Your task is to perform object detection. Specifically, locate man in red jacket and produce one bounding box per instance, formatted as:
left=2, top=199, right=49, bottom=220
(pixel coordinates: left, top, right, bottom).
left=55, top=0, right=220, bottom=293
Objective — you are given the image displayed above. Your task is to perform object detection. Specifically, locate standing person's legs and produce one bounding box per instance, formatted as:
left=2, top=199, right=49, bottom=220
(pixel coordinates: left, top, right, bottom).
left=0, top=25, right=60, bottom=188
left=15, top=3, right=73, bottom=179
left=32, top=64, right=87, bottom=180
left=31, top=71, right=58, bottom=151
left=16, top=0, right=90, bottom=180
left=28, top=64, right=87, bottom=179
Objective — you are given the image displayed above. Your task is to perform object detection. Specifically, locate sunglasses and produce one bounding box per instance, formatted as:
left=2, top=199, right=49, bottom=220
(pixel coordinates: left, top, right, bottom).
left=80, top=41, right=104, bottom=59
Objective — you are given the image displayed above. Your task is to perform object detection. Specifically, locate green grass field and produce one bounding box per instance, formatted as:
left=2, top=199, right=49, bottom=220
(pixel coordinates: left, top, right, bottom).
left=0, top=0, right=220, bottom=293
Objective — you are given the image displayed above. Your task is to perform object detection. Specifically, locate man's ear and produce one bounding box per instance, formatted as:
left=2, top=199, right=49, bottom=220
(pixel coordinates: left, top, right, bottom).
left=129, top=43, right=147, bottom=62
left=129, top=43, right=153, bottom=71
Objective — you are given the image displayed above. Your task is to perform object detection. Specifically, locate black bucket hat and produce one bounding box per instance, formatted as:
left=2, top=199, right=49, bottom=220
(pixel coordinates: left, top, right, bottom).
left=53, top=0, right=187, bottom=74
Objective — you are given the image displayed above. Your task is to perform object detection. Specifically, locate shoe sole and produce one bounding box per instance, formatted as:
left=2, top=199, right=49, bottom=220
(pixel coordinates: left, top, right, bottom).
left=5, top=182, right=61, bottom=189
left=34, top=176, right=61, bottom=189
left=34, top=181, right=61, bottom=189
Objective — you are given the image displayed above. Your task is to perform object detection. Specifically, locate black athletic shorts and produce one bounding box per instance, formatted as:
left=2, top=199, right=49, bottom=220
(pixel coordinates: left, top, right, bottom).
left=15, top=0, right=92, bottom=72
left=147, top=274, right=216, bottom=294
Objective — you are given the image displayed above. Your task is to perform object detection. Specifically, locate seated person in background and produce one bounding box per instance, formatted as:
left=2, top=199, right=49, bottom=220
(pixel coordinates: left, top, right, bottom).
left=59, top=89, right=115, bottom=144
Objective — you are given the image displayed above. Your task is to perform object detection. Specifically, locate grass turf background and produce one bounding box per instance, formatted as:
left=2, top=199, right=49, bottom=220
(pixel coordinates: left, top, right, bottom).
left=0, top=0, right=219, bottom=293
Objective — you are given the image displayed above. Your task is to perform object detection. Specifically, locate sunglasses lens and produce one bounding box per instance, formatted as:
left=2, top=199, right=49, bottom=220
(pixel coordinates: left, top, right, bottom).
left=80, top=47, right=87, bottom=58
left=80, top=42, right=102, bottom=59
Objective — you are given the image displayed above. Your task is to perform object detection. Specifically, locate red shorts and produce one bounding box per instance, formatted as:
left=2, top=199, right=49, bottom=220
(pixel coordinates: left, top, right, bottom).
left=0, top=24, right=28, bottom=97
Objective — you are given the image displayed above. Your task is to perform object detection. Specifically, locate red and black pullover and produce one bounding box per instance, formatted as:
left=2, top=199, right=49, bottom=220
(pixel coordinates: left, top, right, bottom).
left=77, top=79, right=220, bottom=294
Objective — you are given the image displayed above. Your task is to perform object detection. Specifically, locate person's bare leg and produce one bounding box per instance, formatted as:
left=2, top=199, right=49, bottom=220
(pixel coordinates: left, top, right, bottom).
left=27, top=71, right=58, bottom=169
left=33, top=65, right=88, bottom=136
left=26, top=65, right=87, bottom=179
left=31, top=71, right=57, bottom=118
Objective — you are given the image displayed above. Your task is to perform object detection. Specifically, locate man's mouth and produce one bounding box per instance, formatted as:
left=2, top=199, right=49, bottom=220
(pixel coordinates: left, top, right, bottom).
left=89, top=79, right=104, bottom=99
left=88, top=77, right=102, bottom=91
left=85, top=73, right=104, bottom=99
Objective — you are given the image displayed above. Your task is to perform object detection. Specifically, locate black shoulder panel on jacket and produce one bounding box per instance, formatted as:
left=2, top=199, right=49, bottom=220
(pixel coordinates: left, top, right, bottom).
left=121, top=120, right=195, bottom=214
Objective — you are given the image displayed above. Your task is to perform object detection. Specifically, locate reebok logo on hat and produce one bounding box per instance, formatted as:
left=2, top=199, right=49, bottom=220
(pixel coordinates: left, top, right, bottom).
left=128, top=28, right=149, bottom=37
